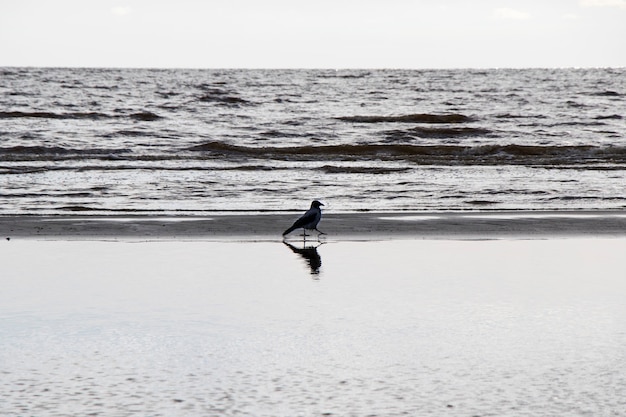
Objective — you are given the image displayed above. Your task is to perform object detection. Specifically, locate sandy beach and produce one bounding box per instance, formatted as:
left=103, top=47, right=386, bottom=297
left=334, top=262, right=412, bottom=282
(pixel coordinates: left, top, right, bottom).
left=2, top=212, right=626, bottom=416
left=2, top=210, right=626, bottom=240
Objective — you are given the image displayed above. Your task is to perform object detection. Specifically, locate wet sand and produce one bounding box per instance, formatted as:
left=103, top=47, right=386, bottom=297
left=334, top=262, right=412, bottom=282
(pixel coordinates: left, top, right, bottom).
left=2, top=210, right=626, bottom=239
left=2, top=213, right=626, bottom=416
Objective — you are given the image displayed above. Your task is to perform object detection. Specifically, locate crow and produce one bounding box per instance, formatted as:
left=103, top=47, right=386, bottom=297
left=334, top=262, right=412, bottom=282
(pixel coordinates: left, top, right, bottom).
left=283, top=200, right=325, bottom=236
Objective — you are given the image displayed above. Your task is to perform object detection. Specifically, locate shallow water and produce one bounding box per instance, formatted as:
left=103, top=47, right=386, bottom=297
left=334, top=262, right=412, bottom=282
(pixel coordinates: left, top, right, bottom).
left=1, top=238, right=626, bottom=416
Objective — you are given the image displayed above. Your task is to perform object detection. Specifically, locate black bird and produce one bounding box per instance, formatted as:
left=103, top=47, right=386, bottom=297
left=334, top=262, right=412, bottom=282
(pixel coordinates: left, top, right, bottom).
left=283, top=200, right=325, bottom=237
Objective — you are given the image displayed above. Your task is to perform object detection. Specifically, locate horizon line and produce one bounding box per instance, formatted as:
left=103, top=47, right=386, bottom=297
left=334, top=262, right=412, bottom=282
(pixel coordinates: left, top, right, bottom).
left=2, top=64, right=625, bottom=71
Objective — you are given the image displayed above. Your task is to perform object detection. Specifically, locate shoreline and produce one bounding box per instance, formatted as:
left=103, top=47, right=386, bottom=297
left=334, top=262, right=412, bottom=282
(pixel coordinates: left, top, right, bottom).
left=3, top=217, right=626, bottom=415
left=2, top=210, right=626, bottom=240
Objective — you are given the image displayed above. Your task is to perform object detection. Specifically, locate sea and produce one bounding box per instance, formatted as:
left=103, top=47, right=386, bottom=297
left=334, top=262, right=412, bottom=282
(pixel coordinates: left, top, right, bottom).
left=1, top=67, right=624, bottom=215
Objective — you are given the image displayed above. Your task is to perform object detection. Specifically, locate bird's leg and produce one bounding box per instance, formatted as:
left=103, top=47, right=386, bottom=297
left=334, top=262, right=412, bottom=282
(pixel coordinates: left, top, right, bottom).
left=315, top=228, right=326, bottom=235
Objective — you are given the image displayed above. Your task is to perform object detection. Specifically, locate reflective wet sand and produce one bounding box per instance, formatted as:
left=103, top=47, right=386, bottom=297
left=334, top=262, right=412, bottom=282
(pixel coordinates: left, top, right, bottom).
left=2, top=233, right=625, bottom=416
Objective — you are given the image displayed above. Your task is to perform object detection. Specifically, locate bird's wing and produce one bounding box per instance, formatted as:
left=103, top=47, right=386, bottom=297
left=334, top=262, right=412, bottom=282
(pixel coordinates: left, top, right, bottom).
left=291, top=208, right=318, bottom=229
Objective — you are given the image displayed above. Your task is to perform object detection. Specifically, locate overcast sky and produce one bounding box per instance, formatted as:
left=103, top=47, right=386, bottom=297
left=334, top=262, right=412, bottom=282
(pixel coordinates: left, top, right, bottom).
left=1, top=0, right=625, bottom=68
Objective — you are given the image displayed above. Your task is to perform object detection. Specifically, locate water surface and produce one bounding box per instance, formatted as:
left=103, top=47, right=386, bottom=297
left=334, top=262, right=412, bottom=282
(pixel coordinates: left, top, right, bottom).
left=2, top=238, right=625, bottom=416
left=1, top=68, right=625, bottom=214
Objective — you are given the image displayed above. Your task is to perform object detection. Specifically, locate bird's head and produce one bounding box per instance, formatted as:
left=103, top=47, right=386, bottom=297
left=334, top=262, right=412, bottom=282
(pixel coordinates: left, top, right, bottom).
left=311, top=200, right=324, bottom=208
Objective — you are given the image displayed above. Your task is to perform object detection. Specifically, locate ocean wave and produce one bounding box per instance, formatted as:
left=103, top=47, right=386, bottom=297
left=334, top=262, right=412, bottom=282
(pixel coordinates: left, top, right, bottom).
left=129, top=111, right=163, bottom=121
left=336, top=113, right=473, bottom=124
left=587, top=90, right=622, bottom=97
left=318, top=71, right=373, bottom=79
left=103, top=129, right=153, bottom=138
left=385, top=126, right=491, bottom=140
left=316, top=165, right=413, bottom=174
left=198, top=93, right=250, bottom=105
left=259, top=129, right=311, bottom=139
left=188, top=141, right=626, bottom=166
left=0, top=110, right=163, bottom=121
left=494, top=113, right=548, bottom=120
left=0, top=111, right=110, bottom=120
left=594, top=114, right=623, bottom=120
left=195, top=85, right=251, bottom=106
left=0, top=191, right=94, bottom=198
left=0, top=146, right=131, bottom=161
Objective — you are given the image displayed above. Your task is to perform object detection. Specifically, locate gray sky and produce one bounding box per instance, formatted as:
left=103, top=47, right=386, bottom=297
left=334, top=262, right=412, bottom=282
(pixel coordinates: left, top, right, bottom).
left=1, top=0, right=625, bottom=68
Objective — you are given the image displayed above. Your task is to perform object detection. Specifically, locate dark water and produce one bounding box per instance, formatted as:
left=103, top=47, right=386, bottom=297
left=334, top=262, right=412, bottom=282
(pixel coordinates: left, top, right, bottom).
left=1, top=67, right=624, bottom=214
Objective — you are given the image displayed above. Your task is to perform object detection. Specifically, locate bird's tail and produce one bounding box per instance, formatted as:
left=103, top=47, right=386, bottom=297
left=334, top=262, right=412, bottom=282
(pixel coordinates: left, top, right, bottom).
left=283, top=225, right=297, bottom=236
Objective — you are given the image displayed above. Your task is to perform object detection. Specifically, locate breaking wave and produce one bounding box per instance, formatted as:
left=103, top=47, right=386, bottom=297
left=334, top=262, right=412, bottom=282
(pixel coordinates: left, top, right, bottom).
left=0, top=111, right=162, bottom=121
left=385, top=126, right=491, bottom=140
left=188, top=141, right=626, bottom=166
left=336, top=113, right=473, bottom=124
left=0, top=145, right=131, bottom=161
left=195, top=85, right=251, bottom=106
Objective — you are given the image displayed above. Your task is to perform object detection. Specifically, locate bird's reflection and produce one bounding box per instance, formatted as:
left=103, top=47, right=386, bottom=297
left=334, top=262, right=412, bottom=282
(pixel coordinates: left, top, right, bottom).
left=283, top=241, right=323, bottom=276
